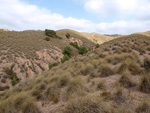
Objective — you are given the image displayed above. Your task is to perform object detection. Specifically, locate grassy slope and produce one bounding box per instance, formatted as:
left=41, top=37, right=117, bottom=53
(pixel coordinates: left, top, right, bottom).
left=0, top=34, right=150, bottom=113
left=80, top=32, right=118, bottom=44
left=0, top=30, right=95, bottom=59
left=0, top=30, right=95, bottom=90
left=132, top=31, right=150, bottom=37
left=57, top=29, right=119, bottom=44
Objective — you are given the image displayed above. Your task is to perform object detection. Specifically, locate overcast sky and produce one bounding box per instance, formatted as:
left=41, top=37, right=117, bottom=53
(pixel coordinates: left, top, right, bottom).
left=0, top=0, right=150, bottom=34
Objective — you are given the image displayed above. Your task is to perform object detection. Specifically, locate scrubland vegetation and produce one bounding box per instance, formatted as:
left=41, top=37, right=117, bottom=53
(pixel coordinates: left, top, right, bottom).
left=0, top=31, right=150, bottom=113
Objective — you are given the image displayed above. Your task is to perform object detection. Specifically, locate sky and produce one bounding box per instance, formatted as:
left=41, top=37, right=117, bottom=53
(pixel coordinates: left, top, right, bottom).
left=0, top=0, right=150, bottom=34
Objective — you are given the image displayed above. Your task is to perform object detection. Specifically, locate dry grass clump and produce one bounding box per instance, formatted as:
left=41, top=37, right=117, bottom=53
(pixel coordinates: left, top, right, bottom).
left=89, top=70, right=100, bottom=78
left=112, top=87, right=126, bottom=104
left=58, top=74, right=70, bottom=88
left=80, top=63, right=94, bottom=76
left=97, top=81, right=105, bottom=90
left=61, top=94, right=112, bottom=113
left=118, top=72, right=136, bottom=88
left=118, top=58, right=141, bottom=75
left=105, top=52, right=138, bottom=65
left=45, top=82, right=60, bottom=101
left=136, top=102, right=150, bottom=113
left=0, top=92, right=40, bottom=113
left=99, top=64, right=115, bottom=77
left=100, top=90, right=111, bottom=100
left=143, top=57, right=150, bottom=71
left=139, top=74, right=150, bottom=93
left=62, top=76, right=87, bottom=101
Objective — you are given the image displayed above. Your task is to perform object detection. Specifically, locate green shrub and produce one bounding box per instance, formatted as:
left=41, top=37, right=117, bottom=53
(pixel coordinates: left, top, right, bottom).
left=66, top=33, right=70, bottom=38
left=45, top=36, right=50, bottom=41
left=45, top=29, right=56, bottom=38
left=61, top=54, right=70, bottom=63
left=63, top=46, right=72, bottom=57
left=49, top=62, right=59, bottom=69
left=57, top=35, right=63, bottom=39
left=11, top=76, right=19, bottom=86
left=70, top=42, right=79, bottom=49
left=78, top=46, right=88, bottom=55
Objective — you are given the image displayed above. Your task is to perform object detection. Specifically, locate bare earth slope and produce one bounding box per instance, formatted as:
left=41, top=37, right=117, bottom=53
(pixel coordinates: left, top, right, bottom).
left=0, top=34, right=150, bottom=113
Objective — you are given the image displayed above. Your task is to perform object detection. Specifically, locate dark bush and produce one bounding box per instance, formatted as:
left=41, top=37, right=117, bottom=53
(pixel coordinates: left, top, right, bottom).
left=63, top=46, right=72, bottom=57
left=11, top=76, right=19, bottom=86
left=66, top=33, right=70, bottom=38
left=70, top=42, right=79, bottom=49
left=78, top=46, right=88, bottom=55
left=57, top=35, right=63, bottom=39
left=49, top=62, right=59, bottom=69
left=61, top=54, right=70, bottom=63
left=45, top=29, right=56, bottom=38
left=45, top=37, right=50, bottom=41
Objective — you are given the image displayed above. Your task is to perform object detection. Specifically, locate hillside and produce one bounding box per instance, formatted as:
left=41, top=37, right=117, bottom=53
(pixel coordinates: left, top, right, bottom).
left=80, top=32, right=119, bottom=44
left=0, top=34, right=150, bottom=113
left=59, top=29, right=119, bottom=44
left=133, top=31, right=150, bottom=37
left=0, top=29, right=95, bottom=90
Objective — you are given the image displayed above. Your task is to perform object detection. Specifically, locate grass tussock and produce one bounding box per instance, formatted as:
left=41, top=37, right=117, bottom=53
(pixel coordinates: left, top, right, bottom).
left=136, top=102, right=150, bottom=113
left=139, top=74, right=150, bottom=93
left=0, top=92, right=40, bottom=113
left=118, top=72, right=136, bottom=88
left=80, top=63, right=94, bottom=76
left=62, top=76, right=87, bottom=101
left=99, top=64, right=115, bottom=77
left=118, top=58, right=141, bottom=75
left=60, top=94, right=112, bottom=113
left=112, top=87, right=126, bottom=104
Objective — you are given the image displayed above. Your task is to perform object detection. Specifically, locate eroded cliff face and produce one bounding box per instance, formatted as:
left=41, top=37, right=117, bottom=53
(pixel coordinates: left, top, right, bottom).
left=0, top=36, right=88, bottom=90
left=0, top=47, right=64, bottom=90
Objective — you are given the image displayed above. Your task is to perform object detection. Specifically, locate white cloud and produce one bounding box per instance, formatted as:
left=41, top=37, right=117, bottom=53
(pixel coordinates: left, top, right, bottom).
left=83, top=0, right=150, bottom=19
left=0, top=0, right=150, bottom=34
